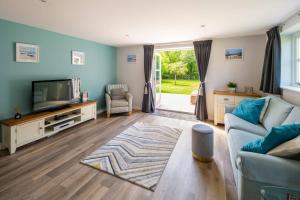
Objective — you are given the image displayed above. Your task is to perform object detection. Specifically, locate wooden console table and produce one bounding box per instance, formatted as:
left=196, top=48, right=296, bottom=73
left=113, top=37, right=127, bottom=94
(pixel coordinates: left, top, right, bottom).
left=1, top=101, right=97, bottom=154
left=213, top=90, right=261, bottom=125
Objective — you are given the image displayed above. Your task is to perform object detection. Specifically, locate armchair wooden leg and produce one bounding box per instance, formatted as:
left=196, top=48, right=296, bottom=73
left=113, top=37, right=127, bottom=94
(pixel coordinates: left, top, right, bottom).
left=128, top=112, right=132, bottom=116
left=107, top=113, right=110, bottom=118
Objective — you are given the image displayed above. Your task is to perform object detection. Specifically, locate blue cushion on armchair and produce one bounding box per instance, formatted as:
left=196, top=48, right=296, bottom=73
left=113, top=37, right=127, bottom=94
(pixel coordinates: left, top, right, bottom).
left=232, top=98, right=266, bottom=124
left=241, top=124, right=300, bottom=154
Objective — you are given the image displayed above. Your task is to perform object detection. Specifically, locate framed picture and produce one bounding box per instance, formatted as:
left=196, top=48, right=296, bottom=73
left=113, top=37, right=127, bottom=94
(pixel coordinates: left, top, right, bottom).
left=127, top=54, right=136, bottom=63
left=16, top=43, right=39, bottom=63
left=225, top=48, right=243, bottom=60
left=72, top=51, right=85, bottom=65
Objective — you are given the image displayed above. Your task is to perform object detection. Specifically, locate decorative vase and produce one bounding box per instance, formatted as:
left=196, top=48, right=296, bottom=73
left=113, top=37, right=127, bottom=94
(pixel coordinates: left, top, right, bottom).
left=228, top=87, right=236, bottom=93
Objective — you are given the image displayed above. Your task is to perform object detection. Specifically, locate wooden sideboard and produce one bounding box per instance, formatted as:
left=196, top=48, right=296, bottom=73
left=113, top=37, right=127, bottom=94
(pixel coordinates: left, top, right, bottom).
left=0, top=101, right=97, bottom=154
left=213, top=90, right=261, bottom=125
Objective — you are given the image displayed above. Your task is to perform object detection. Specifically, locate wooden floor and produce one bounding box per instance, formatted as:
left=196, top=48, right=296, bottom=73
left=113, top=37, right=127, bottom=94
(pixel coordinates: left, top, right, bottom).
left=0, top=111, right=237, bottom=200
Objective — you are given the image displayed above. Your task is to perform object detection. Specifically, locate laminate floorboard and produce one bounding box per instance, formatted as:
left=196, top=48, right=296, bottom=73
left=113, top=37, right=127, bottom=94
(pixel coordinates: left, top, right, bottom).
left=0, top=111, right=237, bottom=200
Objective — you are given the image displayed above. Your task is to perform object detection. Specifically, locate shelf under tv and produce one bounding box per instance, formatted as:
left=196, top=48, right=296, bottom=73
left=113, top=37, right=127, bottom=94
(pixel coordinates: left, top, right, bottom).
left=0, top=101, right=97, bottom=154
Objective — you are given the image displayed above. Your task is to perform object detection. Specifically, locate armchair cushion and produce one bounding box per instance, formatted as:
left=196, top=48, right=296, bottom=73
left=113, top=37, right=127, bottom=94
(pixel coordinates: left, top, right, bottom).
left=110, top=88, right=126, bottom=100
left=111, top=99, right=129, bottom=108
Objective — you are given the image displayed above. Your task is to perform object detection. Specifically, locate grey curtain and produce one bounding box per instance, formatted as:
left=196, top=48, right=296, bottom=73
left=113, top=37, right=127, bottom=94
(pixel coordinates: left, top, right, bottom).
left=142, top=45, right=155, bottom=113
left=193, top=40, right=212, bottom=121
left=260, top=26, right=281, bottom=94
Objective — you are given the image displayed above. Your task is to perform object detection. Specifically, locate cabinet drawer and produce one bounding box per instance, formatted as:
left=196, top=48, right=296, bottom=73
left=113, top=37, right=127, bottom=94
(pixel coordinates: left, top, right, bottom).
left=81, top=104, right=95, bottom=121
left=217, top=95, right=234, bottom=104
left=16, top=120, right=44, bottom=146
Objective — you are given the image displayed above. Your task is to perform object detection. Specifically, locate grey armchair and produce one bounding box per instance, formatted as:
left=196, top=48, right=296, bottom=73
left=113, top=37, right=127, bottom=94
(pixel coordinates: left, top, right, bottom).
left=105, top=84, right=133, bottom=118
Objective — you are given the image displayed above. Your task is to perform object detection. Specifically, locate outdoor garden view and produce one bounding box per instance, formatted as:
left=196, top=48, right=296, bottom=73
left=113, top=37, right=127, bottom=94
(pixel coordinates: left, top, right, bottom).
left=158, top=49, right=199, bottom=95
left=156, top=49, right=199, bottom=113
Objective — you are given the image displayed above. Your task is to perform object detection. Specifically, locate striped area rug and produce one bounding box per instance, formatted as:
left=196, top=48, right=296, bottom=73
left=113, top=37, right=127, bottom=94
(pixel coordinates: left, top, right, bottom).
left=81, top=122, right=182, bottom=191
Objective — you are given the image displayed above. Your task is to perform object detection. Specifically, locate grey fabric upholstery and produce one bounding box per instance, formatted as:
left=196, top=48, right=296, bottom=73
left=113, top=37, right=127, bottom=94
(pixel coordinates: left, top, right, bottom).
left=192, top=124, right=214, bottom=160
left=110, top=88, right=126, bottom=100
left=236, top=151, right=300, bottom=200
left=106, top=84, right=128, bottom=94
left=224, top=113, right=267, bottom=136
left=225, top=105, right=236, bottom=114
left=224, top=95, right=300, bottom=200
left=106, top=84, right=133, bottom=116
left=261, top=95, right=294, bottom=131
left=111, top=99, right=128, bottom=108
left=227, top=129, right=262, bottom=184
left=282, top=106, right=300, bottom=125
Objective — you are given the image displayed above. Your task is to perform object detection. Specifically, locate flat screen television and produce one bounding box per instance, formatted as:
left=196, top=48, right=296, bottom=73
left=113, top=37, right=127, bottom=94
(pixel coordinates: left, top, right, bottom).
left=32, top=79, right=79, bottom=112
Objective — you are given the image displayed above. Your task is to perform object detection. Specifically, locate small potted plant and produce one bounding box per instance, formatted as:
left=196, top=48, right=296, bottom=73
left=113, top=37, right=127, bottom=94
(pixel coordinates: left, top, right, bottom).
left=227, top=82, right=237, bottom=93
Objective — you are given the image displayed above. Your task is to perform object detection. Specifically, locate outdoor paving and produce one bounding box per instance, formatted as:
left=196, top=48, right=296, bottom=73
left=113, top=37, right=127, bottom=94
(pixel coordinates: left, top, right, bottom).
left=157, top=93, right=195, bottom=113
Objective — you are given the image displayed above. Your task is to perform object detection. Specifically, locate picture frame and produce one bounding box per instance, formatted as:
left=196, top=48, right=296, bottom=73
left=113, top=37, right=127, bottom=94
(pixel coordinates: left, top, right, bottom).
left=127, top=54, right=136, bottom=63
left=16, top=43, right=39, bottom=63
left=72, top=51, right=85, bottom=65
left=225, top=48, right=243, bottom=60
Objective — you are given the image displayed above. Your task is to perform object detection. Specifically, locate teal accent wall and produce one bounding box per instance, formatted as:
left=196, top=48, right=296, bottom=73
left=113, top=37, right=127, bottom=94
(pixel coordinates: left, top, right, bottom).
left=0, top=19, right=117, bottom=121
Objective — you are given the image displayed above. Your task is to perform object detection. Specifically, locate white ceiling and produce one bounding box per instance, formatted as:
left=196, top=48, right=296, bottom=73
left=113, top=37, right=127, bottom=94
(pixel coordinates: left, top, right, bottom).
left=1, top=0, right=300, bottom=47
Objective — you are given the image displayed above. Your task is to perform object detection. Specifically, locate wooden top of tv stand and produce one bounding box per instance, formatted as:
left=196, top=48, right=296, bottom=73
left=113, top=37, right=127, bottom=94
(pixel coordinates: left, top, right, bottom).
left=0, top=101, right=97, bottom=127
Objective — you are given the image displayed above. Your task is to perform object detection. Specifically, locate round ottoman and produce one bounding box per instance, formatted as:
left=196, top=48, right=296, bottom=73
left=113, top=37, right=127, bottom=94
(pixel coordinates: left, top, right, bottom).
left=192, top=124, right=214, bottom=162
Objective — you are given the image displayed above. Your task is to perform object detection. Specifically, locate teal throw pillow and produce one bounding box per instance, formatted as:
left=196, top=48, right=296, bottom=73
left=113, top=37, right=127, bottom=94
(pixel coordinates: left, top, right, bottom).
left=241, top=124, right=300, bottom=154
left=232, top=98, right=266, bottom=124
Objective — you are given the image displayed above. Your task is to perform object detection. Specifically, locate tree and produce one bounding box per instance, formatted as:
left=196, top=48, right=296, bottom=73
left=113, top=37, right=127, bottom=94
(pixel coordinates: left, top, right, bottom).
left=159, top=50, right=198, bottom=80
left=168, top=61, right=188, bottom=85
left=181, top=50, right=198, bottom=79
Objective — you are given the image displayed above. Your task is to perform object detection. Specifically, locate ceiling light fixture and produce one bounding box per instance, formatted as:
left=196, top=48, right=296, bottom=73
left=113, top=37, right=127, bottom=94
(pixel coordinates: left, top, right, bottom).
left=125, top=34, right=129, bottom=38
left=201, top=25, right=205, bottom=28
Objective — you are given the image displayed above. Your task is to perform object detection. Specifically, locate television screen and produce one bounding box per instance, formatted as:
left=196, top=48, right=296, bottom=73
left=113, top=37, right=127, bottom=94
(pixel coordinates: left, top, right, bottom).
left=32, top=79, right=78, bottom=112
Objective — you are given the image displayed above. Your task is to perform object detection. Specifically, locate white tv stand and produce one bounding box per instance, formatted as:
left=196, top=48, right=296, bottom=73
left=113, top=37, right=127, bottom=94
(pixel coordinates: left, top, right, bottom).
left=1, top=101, right=97, bottom=154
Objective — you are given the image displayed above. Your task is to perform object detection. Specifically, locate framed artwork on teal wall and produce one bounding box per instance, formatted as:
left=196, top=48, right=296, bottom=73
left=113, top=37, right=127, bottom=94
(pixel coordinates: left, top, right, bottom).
left=16, top=43, right=39, bottom=63
left=72, top=50, right=85, bottom=65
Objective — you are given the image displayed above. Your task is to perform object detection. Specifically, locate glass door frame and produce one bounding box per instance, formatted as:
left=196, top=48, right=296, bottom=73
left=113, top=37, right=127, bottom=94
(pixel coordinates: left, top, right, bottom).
left=153, top=51, right=162, bottom=107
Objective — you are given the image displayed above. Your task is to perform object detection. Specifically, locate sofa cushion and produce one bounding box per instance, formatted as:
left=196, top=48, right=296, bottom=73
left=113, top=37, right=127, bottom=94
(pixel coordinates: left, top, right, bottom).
left=282, top=106, right=300, bottom=125
left=225, top=113, right=267, bottom=136
left=111, top=99, right=129, bottom=108
left=268, top=135, right=300, bottom=159
left=227, top=129, right=262, bottom=184
left=259, top=96, right=271, bottom=123
left=261, top=96, right=294, bottom=131
left=241, top=124, right=300, bottom=154
left=232, top=98, right=266, bottom=124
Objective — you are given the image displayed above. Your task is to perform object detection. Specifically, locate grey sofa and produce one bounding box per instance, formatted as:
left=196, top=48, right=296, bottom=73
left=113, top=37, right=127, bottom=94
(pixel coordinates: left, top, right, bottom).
left=224, top=95, right=300, bottom=200
left=105, top=84, right=133, bottom=117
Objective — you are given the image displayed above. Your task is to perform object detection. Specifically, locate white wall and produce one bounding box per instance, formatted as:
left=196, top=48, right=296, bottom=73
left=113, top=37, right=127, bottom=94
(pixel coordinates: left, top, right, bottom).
left=117, top=35, right=266, bottom=118
left=117, top=45, right=144, bottom=109
left=206, top=35, right=266, bottom=119
left=282, top=88, right=300, bottom=106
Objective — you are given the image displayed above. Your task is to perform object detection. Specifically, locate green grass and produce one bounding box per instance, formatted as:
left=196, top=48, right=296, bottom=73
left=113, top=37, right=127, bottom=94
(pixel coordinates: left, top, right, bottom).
left=161, top=79, right=199, bottom=94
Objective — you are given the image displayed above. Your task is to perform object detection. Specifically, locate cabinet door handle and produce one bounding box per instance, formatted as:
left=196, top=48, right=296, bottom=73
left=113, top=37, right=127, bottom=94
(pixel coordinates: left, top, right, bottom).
left=224, top=98, right=229, bottom=101
left=39, top=127, right=43, bottom=130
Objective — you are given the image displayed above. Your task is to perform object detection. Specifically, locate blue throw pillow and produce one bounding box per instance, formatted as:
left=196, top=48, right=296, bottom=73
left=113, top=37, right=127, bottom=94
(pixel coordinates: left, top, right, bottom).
left=232, top=98, right=265, bottom=124
left=241, top=124, right=300, bottom=154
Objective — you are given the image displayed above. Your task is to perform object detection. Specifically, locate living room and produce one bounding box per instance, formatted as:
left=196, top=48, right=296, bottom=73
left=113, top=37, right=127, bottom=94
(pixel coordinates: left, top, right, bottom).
left=0, top=1, right=300, bottom=200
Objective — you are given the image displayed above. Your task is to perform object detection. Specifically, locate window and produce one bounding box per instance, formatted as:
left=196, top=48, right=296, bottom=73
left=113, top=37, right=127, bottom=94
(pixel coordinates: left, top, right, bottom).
left=294, top=35, right=300, bottom=84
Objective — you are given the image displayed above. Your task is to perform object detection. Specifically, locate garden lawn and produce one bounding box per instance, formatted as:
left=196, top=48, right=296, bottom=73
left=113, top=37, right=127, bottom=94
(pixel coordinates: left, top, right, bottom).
left=161, top=79, right=199, bottom=94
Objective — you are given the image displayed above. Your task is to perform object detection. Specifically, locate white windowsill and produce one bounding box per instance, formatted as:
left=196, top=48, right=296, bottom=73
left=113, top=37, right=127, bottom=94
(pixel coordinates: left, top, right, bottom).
left=281, top=85, right=300, bottom=93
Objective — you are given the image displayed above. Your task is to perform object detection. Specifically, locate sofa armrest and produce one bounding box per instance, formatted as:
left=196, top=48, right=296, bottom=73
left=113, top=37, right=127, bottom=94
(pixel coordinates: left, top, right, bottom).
left=236, top=151, right=300, bottom=189
left=225, top=105, right=235, bottom=113
left=125, top=93, right=133, bottom=111
left=105, top=93, right=111, bottom=113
